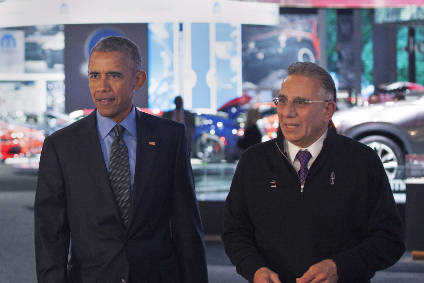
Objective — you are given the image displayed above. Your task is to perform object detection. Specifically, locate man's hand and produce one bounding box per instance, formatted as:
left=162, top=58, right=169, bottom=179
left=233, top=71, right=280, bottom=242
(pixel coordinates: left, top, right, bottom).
left=254, top=267, right=282, bottom=283
left=296, top=259, right=338, bottom=283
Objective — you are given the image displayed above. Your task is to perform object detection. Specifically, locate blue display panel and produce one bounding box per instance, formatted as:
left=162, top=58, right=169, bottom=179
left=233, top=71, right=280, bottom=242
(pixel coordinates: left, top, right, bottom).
left=148, top=23, right=175, bottom=111
left=191, top=23, right=211, bottom=110
left=148, top=23, right=241, bottom=111
left=215, top=23, right=240, bottom=109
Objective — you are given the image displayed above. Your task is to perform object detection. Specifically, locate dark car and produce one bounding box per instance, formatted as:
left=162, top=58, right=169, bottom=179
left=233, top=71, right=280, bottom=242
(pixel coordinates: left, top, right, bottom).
left=243, top=18, right=319, bottom=84
left=332, top=93, right=424, bottom=179
left=25, top=41, right=45, bottom=61
left=25, top=36, right=64, bottom=69
left=193, top=112, right=242, bottom=163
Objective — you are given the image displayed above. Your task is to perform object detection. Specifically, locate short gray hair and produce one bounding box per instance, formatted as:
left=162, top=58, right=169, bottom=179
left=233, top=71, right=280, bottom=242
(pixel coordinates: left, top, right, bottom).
left=286, top=62, right=336, bottom=101
left=89, top=36, right=141, bottom=71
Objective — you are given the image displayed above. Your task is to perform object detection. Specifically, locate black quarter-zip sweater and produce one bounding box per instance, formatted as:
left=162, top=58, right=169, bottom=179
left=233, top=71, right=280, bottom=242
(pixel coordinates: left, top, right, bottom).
left=223, top=126, right=405, bottom=283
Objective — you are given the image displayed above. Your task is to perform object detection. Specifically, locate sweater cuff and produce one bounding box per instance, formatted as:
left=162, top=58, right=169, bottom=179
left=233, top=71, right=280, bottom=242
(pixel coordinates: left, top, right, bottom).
left=331, top=251, right=367, bottom=282
left=238, top=256, right=269, bottom=282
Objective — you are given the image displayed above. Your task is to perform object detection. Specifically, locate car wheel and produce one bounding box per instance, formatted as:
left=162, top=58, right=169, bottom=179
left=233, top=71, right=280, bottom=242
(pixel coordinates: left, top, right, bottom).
left=297, top=44, right=316, bottom=63
left=359, top=135, right=404, bottom=179
left=195, top=133, right=225, bottom=163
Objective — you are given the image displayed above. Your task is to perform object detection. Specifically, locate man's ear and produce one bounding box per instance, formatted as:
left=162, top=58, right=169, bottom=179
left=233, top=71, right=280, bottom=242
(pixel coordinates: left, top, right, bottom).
left=133, top=71, right=147, bottom=91
left=324, top=100, right=337, bottom=120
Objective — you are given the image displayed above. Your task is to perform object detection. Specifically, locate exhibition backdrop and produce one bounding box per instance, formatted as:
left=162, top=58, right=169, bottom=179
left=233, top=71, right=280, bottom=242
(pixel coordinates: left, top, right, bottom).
left=148, top=23, right=241, bottom=111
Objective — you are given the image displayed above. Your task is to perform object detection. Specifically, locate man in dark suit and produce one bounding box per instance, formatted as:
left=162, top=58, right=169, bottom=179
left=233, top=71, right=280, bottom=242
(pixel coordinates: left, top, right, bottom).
left=34, top=36, right=208, bottom=283
left=163, top=96, right=195, bottom=152
left=222, top=62, right=404, bottom=283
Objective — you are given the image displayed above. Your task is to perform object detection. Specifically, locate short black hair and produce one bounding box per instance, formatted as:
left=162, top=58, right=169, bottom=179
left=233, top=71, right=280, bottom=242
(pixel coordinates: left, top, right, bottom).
left=89, top=36, right=141, bottom=71
left=174, top=96, right=183, bottom=104
left=286, top=62, right=336, bottom=101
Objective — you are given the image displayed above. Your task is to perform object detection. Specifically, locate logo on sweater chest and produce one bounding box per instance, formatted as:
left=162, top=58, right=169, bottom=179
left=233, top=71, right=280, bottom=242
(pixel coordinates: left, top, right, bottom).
left=269, top=180, right=277, bottom=189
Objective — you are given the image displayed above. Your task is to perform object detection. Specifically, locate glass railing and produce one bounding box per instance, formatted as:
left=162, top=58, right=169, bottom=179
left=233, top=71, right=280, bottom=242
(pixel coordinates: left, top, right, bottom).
left=5, top=156, right=424, bottom=205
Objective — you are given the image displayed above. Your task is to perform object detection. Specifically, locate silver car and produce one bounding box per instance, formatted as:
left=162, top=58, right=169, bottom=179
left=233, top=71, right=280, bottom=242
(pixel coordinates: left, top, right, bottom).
left=333, top=94, right=424, bottom=179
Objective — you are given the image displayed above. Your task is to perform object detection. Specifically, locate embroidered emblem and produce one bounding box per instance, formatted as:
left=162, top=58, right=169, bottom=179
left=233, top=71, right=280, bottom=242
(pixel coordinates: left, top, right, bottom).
left=330, top=171, right=335, bottom=186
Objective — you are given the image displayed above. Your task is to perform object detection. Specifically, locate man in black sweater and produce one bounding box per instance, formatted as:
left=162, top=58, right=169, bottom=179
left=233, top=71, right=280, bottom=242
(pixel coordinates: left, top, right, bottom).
left=222, top=62, right=404, bottom=283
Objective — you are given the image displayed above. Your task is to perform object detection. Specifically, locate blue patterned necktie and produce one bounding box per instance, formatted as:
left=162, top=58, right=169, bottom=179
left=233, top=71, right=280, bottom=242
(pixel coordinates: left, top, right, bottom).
left=109, top=124, right=131, bottom=227
left=295, top=150, right=312, bottom=186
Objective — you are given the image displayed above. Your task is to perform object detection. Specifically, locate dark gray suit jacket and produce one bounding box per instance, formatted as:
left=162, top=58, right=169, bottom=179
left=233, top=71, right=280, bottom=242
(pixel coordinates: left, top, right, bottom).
left=35, top=109, right=208, bottom=283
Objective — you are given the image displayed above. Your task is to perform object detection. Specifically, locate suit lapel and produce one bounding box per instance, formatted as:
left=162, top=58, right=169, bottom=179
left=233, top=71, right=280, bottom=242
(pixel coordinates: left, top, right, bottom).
left=78, top=111, right=124, bottom=226
left=129, top=111, right=158, bottom=226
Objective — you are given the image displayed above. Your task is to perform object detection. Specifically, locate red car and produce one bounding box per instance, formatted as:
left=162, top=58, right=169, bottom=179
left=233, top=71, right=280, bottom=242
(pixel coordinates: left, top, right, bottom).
left=0, top=119, right=45, bottom=160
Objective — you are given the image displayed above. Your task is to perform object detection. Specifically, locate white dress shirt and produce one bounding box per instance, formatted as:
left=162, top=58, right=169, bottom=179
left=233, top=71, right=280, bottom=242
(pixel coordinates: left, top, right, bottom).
left=285, top=129, right=328, bottom=172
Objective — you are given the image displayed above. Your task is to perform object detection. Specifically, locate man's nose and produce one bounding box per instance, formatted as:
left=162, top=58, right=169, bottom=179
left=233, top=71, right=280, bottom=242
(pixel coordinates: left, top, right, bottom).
left=97, top=76, right=111, bottom=90
left=281, top=101, right=296, bottom=117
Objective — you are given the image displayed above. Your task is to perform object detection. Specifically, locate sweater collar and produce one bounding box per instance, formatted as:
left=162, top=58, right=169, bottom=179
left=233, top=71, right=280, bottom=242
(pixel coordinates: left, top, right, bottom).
left=276, top=122, right=337, bottom=157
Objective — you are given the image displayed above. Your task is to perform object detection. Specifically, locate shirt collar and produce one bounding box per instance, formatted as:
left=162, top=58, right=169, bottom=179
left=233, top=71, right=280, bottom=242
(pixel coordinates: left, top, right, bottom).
left=96, top=106, right=137, bottom=139
left=286, top=129, right=328, bottom=163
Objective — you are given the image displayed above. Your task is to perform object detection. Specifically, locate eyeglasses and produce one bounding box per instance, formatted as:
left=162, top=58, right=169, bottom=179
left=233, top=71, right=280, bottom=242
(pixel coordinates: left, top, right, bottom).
left=273, top=95, right=330, bottom=108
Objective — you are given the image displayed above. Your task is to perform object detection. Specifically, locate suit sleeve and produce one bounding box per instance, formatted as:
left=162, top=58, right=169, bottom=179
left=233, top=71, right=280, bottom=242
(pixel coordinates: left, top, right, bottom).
left=222, top=153, right=268, bottom=281
left=171, top=125, right=208, bottom=283
left=34, top=136, right=70, bottom=282
left=331, top=150, right=405, bottom=281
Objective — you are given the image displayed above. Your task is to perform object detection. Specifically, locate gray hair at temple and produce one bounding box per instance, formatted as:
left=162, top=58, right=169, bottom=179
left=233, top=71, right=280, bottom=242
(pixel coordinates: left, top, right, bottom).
left=89, top=36, right=142, bottom=72
left=286, top=62, right=336, bottom=102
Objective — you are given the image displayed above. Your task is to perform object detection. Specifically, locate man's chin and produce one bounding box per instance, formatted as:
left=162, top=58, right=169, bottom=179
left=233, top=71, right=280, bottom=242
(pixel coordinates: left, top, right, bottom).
left=96, top=109, right=116, bottom=118
left=284, top=134, right=304, bottom=147
left=282, top=131, right=299, bottom=141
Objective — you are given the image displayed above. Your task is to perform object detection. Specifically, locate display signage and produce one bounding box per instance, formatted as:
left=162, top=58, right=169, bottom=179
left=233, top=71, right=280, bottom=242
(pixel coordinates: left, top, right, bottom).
left=0, top=30, right=24, bottom=73
left=375, top=7, right=424, bottom=23
left=255, top=0, right=424, bottom=8
left=148, top=22, right=242, bottom=111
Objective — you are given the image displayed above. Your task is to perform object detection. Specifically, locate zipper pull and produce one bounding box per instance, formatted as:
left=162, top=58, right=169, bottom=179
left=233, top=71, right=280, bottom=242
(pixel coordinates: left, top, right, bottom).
left=300, top=184, right=304, bottom=200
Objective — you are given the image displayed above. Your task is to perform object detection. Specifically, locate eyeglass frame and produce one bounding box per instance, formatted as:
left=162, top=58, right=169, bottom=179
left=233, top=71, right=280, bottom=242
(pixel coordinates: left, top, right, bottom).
left=272, top=95, right=332, bottom=108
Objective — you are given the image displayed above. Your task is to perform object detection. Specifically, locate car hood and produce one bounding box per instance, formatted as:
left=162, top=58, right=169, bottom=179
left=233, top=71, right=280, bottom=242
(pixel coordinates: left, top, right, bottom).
left=199, top=114, right=237, bottom=126
left=333, top=97, right=424, bottom=133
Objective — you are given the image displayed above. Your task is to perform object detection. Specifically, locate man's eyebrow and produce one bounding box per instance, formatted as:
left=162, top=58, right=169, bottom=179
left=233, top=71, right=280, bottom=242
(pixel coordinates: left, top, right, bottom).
left=88, top=71, right=101, bottom=77
left=278, top=94, right=309, bottom=100
left=88, top=71, right=123, bottom=74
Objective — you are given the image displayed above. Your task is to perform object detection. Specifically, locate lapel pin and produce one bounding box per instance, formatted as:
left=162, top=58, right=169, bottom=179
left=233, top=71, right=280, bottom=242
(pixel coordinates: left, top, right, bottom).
left=330, top=171, right=335, bottom=185
left=269, top=180, right=277, bottom=189
left=148, top=141, right=156, bottom=146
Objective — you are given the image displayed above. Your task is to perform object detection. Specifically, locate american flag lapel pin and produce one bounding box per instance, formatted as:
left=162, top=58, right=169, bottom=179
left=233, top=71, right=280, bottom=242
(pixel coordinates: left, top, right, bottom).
left=148, top=141, right=156, bottom=146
